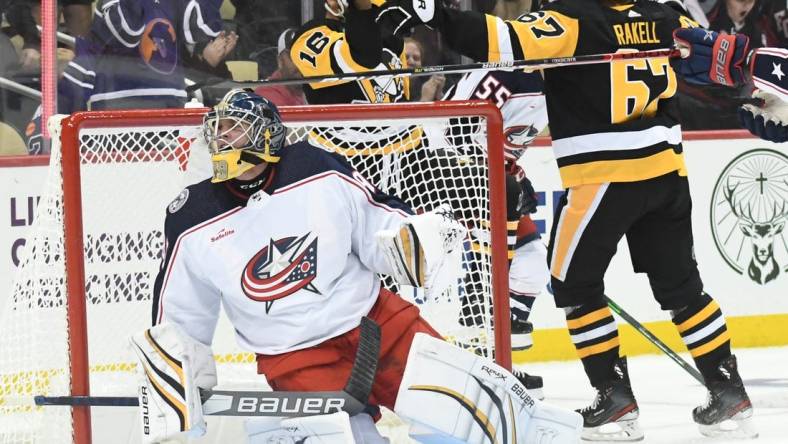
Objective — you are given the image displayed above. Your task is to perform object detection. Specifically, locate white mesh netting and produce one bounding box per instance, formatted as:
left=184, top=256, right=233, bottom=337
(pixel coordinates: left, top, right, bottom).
left=0, top=107, right=503, bottom=443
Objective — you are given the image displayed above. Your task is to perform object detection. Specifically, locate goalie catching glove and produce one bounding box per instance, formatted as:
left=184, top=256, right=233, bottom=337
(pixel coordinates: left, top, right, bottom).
left=129, top=323, right=217, bottom=444
left=377, top=205, right=467, bottom=297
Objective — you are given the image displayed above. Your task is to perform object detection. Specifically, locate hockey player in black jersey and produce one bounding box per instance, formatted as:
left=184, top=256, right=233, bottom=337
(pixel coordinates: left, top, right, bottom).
left=290, top=1, right=550, bottom=401
left=290, top=0, right=408, bottom=104
left=393, top=0, right=756, bottom=440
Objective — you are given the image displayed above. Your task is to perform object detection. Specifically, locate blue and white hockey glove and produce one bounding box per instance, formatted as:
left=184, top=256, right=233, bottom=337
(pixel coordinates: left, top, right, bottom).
left=739, top=90, right=788, bottom=143
left=672, top=28, right=750, bottom=86
left=739, top=48, right=788, bottom=143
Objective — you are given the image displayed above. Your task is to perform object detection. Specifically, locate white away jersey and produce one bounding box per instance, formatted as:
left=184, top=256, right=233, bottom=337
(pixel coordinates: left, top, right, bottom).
left=443, top=69, right=549, bottom=149
left=152, top=141, right=412, bottom=355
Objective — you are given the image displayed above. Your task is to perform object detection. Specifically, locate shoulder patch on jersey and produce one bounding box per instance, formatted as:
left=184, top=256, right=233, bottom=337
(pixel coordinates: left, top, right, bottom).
left=168, top=189, right=189, bottom=214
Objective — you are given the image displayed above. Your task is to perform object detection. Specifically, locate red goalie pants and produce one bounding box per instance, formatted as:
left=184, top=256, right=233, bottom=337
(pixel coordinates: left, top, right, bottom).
left=255, top=287, right=443, bottom=411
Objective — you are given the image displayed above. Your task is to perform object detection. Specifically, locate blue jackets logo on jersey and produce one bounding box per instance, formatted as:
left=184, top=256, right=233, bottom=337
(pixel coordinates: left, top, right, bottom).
left=241, top=233, right=321, bottom=309
left=139, top=18, right=178, bottom=74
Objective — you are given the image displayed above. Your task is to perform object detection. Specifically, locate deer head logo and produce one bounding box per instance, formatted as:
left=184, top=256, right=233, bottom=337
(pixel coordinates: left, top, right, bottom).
left=723, top=181, right=787, bottom=284
left=711, top=149, right=788, bottom=285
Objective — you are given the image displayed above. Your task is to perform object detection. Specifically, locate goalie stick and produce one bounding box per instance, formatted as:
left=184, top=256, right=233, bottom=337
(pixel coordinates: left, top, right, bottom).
left=36, top=317, right=381, bottom=418
left=186, top=47, right=686, bottom=93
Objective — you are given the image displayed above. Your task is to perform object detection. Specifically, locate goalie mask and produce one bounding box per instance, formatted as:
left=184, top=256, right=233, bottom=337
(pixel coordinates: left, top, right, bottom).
left=203, top=89, right=286, bottom=182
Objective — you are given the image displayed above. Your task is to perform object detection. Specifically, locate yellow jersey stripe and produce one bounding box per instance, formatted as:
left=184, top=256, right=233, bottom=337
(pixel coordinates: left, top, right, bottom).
left=509, top=11, right=580, bottom=60
left=558, top=149, right=687, bottom=188
left=550, top=183, right=606, bottom=279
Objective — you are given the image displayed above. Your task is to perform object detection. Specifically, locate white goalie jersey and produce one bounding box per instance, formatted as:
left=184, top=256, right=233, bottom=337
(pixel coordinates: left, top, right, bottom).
left=152, top=141, right=413, bottom=354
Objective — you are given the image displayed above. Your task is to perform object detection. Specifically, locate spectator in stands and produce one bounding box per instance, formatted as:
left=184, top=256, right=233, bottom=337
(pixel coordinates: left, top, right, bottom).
left=2, top=0, right=40, bottom=72
left=495, top=0, right=532, bottom=19
left=58, top=0, right=235, bottom=113
left=676, top=0, right=779, bottom=130
left=403, top=37, right=445, bottom=101
left=3, top=0, right=93, bottom=72
left=230, top=1, right=301, bottom=79
left=60, top=0, right=92, bottom=37
left=706, top=0, right=780, bottom=47
left=760, top=0, right=787, bottom=46
left=254, top=28, right=306, bottom=107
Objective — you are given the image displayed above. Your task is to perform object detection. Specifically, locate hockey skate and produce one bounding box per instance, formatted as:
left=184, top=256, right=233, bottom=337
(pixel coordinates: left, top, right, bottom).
left=694, top=355, right=757, bottom=439
left=510, top=313, right=534, bottom=351
left=578, top=357, right=643, bottom=441
left=512, top=368, right=544, bottom=400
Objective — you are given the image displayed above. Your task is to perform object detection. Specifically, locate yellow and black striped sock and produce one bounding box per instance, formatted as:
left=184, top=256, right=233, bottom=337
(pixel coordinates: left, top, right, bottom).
left=672, top=293, right=731, bottom=381
left=566, top=300, right=621, bottom=386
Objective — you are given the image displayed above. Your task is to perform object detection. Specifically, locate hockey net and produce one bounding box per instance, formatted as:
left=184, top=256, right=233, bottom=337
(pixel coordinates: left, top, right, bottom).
left=0, top=102, right=509, bottom=443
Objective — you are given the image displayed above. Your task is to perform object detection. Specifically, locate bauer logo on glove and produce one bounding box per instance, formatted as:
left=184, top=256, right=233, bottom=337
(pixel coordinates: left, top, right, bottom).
left=672, top=27, right=750, bottom=87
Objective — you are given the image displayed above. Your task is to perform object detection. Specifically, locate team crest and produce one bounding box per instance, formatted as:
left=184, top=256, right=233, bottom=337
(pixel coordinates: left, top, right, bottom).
left=241, top=232, right=320, bottom=312
left=139, top=18, right=178, bottom=74
left=711, top=149, right=788, bottom=285
left=168, top=189, right=189, bottom=213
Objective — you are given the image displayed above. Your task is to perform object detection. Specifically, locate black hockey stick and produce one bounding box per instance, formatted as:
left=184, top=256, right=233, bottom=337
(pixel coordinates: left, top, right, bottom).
left=36, top=317, right=381, bottom=417
left=186, top=47, right=683, bottom=93
left=605, top=296, right=705, bottom=385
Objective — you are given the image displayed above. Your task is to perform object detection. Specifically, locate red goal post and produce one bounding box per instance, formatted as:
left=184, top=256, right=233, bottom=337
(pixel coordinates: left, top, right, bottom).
left=0, top=101, right=510, bottom=444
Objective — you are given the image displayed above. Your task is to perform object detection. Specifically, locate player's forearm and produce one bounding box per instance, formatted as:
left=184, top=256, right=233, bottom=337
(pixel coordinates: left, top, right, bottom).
left=438, top=8, right=491, bottom=63
left=345, top=6, right=383, bottom=69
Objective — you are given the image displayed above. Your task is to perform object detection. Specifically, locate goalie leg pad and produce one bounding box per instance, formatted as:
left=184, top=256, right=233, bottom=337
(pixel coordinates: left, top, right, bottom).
left=395, top=333, right=582, bottom=444
left=129, top=323, right=217, bottom=444
left=245, top=411, right=388, bottom=443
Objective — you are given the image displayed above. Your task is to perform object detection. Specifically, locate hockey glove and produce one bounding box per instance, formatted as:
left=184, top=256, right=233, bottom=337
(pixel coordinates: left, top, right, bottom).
left=325, top=0, right=350, bottom=18
left=672, top=28, right=749, bottom=86
left=388, top=0, right=444, bottom=29
left=377, top=1, right=416, bottom=37
left=739, top=90, right=788, bottom=143
left=376, top=204, right=466, bottom=297
left=520, top=176, right=539, bottom=215
left=749, top=47, right=788, bottom=102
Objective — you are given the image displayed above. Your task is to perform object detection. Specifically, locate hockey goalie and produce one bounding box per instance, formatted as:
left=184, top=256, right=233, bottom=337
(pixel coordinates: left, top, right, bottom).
left=129, top=89, right=581, bottom=443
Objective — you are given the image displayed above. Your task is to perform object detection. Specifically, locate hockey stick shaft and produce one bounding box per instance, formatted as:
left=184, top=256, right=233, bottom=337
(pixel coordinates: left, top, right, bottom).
left=605, top=296, right=705, bottom=385
left=35, top=389, right=366, bottom=417
left=35, top=317, right=381, bottom=416
left=188, top=48, right=682, bottom=92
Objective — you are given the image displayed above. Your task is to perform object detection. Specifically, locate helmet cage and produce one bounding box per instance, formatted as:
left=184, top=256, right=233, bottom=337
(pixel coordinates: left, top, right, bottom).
left=202, top=89, right=286, bottom=162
